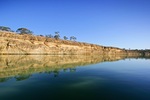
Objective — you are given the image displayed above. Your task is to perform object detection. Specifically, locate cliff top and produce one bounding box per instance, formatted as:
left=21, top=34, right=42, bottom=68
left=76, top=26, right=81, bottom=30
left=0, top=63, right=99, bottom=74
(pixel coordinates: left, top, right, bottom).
left=0, top=30, right=121, bottom=49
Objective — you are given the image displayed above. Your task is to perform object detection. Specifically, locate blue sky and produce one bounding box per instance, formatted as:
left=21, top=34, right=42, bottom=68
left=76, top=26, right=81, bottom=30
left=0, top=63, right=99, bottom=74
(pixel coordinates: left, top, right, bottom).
left=0, top=0, right=150, bottom=49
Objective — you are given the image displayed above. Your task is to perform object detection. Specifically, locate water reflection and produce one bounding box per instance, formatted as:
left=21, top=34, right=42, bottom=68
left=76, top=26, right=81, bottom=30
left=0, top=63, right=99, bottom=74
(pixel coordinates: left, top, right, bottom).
left=0, top=55, right=149, bottom=82
left=0, top=55, right=150, bottom=100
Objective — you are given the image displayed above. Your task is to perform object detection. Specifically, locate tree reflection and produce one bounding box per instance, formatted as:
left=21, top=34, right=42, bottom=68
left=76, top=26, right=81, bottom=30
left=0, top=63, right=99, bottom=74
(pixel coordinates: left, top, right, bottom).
left=0, top=55, right=149, bottom=81
left=53, top=70, right=59, bottom=77
left=69, top=68, right=76, bottom=72
left=15, top=74, right=31, bottom=81
left=0, top=77, right=10, bottom=83
left=63, top=68, right=68, bottom=72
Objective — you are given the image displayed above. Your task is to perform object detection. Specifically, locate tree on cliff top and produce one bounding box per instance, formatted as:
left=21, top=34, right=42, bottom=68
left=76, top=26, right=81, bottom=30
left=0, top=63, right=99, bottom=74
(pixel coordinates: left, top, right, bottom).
left=16, top=28, right=33, bottom=35
left=46, top=34, right=53, bottom=38
left=63, top=36, right=68, bottom=40
left=70, top=36, right=77, bottom=41
left=0, top=26, right=14, bottom=32
left=54, top=31, right=60, bottom=40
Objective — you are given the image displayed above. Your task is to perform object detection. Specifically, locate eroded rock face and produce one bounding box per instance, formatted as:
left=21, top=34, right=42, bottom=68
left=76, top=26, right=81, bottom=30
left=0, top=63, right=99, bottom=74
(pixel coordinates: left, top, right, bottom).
left=0, top=31, right=149, bottom=56
left=0, top=31, right=128, bottom=55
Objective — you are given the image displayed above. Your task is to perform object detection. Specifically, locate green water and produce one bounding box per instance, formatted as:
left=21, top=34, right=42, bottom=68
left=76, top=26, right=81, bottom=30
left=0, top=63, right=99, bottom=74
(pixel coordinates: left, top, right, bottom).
left=0, top=55, right=150, bottom=100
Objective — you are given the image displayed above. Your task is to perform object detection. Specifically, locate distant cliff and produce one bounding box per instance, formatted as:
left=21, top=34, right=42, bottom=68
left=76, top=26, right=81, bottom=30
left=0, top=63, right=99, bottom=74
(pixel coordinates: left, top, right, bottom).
left=0, top=31, right=149, bottom=55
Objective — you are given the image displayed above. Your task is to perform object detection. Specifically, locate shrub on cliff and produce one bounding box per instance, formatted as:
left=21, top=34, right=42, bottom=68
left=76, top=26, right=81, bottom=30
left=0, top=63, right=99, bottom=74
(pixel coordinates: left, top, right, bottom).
left=16, top=28, right=33, bottom=35
left=0, top=26, right=14, bottom=32
left=70, top=36, right=77, bottom=41
left=54, top=31, right=60, bottom=40
left=63, top=36, right=68, bottom=40
left=46, top=34, right=53, bottom=38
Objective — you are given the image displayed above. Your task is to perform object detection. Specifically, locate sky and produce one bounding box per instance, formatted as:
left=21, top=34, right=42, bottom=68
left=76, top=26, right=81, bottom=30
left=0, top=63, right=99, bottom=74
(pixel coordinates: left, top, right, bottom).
left=0, top=0, right=150, bottom=49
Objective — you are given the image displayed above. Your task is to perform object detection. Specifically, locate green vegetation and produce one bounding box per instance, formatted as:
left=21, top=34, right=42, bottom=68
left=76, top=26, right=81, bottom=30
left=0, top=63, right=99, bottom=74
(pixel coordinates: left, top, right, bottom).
left=54, top=31, right=60, bottom=40
left=46, top=34, right=53, bottom=38
left=0, top=77, right=10, bottom=82
left=15, top=74, right=31, bottom=81
left=0, top=26, right=14, bottom=32
left=0, top=26, right=78, bottom=41
left=63, top=36, right=68, bottom=40
left=70, top=36, right=77, bottom=41
left=44, top=32, right=78, bottom=41
left=16, top=28, right=33, bottom=35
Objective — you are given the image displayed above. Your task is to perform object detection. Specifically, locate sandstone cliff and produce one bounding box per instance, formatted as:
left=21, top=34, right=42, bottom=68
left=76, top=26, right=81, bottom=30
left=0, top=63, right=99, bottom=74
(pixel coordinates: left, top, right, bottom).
left=0, top=31, right=149, bottom=55
left=0, top=31, right=126, bottom=55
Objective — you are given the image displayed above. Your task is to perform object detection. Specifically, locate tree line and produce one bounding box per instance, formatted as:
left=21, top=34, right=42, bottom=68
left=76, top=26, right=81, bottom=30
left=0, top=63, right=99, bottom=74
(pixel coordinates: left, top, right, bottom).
left=0, top=26, right=77, bottom=41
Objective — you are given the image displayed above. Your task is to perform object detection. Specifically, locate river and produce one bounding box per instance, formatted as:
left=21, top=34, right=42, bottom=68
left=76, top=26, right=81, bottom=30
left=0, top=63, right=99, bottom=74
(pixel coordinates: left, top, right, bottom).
left=0, top=55, right=150, bottom=100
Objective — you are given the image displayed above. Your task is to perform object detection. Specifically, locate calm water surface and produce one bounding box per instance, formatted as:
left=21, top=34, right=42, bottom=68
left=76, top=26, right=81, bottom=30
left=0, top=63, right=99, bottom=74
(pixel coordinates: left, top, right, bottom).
left=0, top=55, right=150, bottom=100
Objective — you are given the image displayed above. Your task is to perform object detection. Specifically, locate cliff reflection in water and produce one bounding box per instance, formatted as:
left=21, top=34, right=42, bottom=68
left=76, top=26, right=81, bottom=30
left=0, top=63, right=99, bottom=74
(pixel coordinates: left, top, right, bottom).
left=0, top=55, right=148, bottom=82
